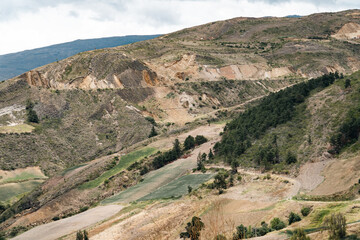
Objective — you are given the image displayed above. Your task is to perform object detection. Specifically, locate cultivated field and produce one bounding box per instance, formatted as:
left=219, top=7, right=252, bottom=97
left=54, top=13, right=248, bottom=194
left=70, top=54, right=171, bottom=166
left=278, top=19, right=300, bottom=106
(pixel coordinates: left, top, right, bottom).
left=139, top=173, right=214, bottom=201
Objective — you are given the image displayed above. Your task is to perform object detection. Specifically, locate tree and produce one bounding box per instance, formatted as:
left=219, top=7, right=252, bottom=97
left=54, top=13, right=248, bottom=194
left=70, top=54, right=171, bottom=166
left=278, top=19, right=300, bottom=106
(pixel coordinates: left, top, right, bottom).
left=197, top=153, right=204, bottom=171
left=270, top=218, right=286, bottom=230
left=301, top=207, right=311, bottom=217
left=184, top=135, right=195, bottom=150
left=288, top=212, right=301, bottom=225
left=76, top=230, right=89, bottom=240
left=290, top=228, right=310, bottom=240
left=25, top=100, right=39, bottom=123
left=345, top=79, right=351, bottom=89
left=323, top=213, right=346, bottom=240
left=195, top=135, right=208, bottom=145
left=234, top=224, right=247, bottom=239
left=231, top=160, right=239, bottom=174
left=148, top=126, right=158, bottom=138
left=173, top=139, right=182, bottom=157
left=214, top=171, right=228, bottom=193
left=286, top=151, right=297, bottom=164
left=180, top=216, right=205, bottom=240
left=208, top=149, right=214, bottom=160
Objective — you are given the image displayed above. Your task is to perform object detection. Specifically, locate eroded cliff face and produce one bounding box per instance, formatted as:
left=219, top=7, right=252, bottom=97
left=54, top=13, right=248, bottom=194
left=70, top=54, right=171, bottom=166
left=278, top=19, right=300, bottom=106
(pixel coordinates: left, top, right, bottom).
left=21, top=52, right=160, bottom=90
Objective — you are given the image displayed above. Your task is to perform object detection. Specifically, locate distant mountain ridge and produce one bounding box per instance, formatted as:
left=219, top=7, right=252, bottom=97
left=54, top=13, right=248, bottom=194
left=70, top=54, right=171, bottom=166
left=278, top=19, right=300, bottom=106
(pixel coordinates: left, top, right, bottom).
left=0, top=35, right=161, bottom=81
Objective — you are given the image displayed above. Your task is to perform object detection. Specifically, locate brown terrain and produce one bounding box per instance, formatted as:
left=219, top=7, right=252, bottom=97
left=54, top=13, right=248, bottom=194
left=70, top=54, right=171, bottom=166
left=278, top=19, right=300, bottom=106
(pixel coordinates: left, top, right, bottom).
left=1, top=9, right=360, bottom=240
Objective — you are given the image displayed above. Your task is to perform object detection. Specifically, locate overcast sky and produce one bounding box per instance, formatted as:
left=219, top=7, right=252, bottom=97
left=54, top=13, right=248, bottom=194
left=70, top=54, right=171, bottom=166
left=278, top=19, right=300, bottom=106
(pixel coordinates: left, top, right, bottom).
left=0, top=0, right=359, bottom=55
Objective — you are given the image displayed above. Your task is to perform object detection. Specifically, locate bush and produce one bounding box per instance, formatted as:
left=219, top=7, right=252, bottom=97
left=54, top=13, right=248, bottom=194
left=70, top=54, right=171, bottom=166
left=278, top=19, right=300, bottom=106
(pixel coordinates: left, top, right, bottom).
left=214, top=234, right=227, bottom=240
left=195, top=135, right=208, bottom=145
left=180, top=216, right=204, bottom=240
left=270, top=218, right=286, bottom=230
left=290, top=228, right=310, bottom=240
left=184, top=135, right=196, bottom=150
left=323, top=213, right=346, bottom=240
left=148, top=126, right=158, bottom=138
left=288, top=212, right=301, bottom=225
left=145, top=116, right=156, bottom=125
left=301, top=207, right=311, bottom=217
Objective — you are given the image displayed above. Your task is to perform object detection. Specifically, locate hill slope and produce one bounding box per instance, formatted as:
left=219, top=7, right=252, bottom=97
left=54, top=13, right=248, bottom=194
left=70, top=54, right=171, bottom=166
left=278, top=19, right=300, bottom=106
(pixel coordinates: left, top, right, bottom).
left=0, top=35, right=160, bottom=81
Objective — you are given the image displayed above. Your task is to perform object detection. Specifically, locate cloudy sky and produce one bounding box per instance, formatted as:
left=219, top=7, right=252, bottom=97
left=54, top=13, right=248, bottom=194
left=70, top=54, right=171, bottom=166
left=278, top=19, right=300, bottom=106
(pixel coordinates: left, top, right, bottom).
left=0, top=0, right=359, bottom=55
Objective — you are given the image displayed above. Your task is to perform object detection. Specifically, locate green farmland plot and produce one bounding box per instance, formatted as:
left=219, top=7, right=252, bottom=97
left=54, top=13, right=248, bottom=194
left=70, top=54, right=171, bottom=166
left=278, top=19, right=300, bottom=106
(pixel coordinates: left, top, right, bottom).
left=139, top=174, right=214, bottom=201
left=102, top=155, right=202, bottom=204
left=79, top=147, right=157, bottom=189
left=0, top=180, right=44, bottom=203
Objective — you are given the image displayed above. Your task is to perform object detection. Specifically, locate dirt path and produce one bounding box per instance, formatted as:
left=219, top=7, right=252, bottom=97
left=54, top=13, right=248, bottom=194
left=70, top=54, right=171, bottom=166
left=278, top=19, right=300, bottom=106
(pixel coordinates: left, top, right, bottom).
left=12, top=205, right=123, bottom=240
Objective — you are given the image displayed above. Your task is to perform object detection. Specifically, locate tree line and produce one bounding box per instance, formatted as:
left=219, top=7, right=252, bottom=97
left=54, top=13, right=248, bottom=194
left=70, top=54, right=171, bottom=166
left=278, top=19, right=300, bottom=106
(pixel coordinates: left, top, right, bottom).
left=214, top=73, right=340, bottom=164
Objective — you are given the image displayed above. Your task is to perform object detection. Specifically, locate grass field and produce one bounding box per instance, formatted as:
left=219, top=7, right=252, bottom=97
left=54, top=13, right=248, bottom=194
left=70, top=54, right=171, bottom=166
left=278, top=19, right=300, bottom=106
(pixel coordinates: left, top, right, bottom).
left=138, top=174, right=214, bottom=201
left=78, top=147, right=157, bottom=189
left=0, top=124, right=34, bottom=133
left=0, top=167, right=47, bottom=184
left=0, top=180, right=44, bottom=202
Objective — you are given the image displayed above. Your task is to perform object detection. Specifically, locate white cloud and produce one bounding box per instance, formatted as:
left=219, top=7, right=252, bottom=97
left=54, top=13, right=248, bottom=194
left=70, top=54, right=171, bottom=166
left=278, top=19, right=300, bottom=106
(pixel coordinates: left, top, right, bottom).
left=0, top=0, right=359, bottom=55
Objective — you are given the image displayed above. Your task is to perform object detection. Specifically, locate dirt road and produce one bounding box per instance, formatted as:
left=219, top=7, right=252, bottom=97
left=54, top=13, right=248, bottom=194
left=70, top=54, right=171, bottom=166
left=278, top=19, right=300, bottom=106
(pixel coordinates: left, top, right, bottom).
left=12, top=205, right=123, bottom=240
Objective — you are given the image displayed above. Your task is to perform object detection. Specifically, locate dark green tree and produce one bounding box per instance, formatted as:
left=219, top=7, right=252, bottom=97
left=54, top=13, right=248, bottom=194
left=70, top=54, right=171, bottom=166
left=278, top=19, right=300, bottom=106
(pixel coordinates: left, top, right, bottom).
left=345, top=79, right=351, bottom=89
left=195, top=135, right=208, bottom=145
left=270, top=218, right=286, bottom=230
left=173, top=139, right=182, bottom=157
left=286, top=151, right=297, bottom=164
left=208, top=149, right=214, bottom=160
left=301, top=207, right=311, bottom=217
left=184, top=135, right=195, bottom=150
left=148, top=126, right=158, bottom=138
left=288, top=212, right=301, bottom=225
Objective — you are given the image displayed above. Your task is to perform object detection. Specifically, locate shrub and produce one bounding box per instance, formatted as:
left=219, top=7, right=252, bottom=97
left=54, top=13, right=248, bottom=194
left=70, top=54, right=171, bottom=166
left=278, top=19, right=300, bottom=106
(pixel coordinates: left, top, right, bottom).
left=270, top=218, right=286, bottom=230
left=145, top=116, right=156, bottom=125
left=180, top=216, right=204, bottom=240
left=184, top=135, right=195, bottom=150
left=195, top=135, right=208, bottom=145
left=290, top=228, right=310, bottom=240
left=301, top=207, right=311, bottom=217
left=214, top=234, right=227, bottom=240
left=148, top=126, right=158, bottom=138
left=323, top=213, right=346, bottom=240
left=288, top=212, right=302, bottom=225
left=76, top=230, right=89, bottom=240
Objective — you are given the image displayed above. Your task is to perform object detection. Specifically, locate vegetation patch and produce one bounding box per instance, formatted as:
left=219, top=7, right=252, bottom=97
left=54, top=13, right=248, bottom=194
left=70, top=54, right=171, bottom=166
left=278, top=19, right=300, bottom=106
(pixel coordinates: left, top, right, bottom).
left=0, top=180, right=44, bottom=203
left=138, top=174, right=214, bottom=201
left=78, top=147, right=157, bottom=189
left=0, top=124, right=34, bottom=134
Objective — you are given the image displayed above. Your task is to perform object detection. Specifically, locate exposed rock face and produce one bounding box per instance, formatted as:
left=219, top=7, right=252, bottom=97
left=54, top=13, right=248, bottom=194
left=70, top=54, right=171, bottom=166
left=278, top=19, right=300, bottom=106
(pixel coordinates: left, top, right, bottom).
left=332, top=22, right=360, bottom=40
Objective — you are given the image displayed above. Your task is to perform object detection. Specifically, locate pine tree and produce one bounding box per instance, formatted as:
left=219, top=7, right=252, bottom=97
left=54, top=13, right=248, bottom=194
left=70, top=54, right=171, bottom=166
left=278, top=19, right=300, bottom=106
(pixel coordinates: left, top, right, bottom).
left=148, top=126, right=158, bottom=138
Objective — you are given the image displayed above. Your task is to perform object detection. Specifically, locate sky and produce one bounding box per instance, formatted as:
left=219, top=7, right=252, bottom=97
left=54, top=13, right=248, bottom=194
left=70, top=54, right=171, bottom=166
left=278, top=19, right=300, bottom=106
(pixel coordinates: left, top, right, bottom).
left=0, top=0, right=359, bottom=55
